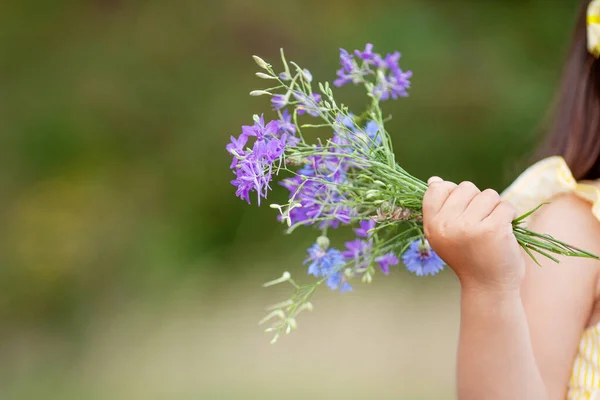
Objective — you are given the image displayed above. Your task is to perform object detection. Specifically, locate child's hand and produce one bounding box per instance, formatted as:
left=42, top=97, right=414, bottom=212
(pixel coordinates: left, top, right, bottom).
left=422, top=177, right=525, bottom=292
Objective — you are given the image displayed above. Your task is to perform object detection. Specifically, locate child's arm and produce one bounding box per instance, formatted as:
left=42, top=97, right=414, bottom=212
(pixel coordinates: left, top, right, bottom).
left=423, top=178, right=600, bottom=400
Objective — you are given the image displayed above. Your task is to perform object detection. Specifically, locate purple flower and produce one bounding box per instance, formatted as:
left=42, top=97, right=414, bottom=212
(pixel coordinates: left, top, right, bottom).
left=339, top=48, right=354, bottom=72
left=294, top=92, right=322, bottom=117
left=402, top=239, right=445, bottom=276
left=226, top=134, right=248, bottom=168
left=373, top=69, right=412, bottom=101
left=355, top=43, right=376, bottom=62
left=342, top=238, right=372, bottom=269
left=231, top=157, right=269, bottom=204
left=229, top=114, right=297, bottom=205
left=354, top=220, right=375, bottom=238
left=375, top=252, right=399, bottom=275
left=242, top=115, right=279, bottom=141
left=271, top=94, right=287, bottom=110
left=231, top=135, right=286, bottom=205
left=383, top=51, right=402, bottom=73
left=334, top=48, right=358, bottom=87
left=280, top=152, right=354, bottom=229
left=334, top=70, right=353, bottom=87
left=277, top=109, right=297, bottom=135
left=333, top=44, right=412, bottom=101
left=333, top=48, right=373, bottom=87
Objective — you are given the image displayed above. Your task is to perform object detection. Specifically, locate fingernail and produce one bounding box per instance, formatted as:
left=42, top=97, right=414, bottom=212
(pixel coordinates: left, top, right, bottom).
left=428, top=176, right=442, bottom=185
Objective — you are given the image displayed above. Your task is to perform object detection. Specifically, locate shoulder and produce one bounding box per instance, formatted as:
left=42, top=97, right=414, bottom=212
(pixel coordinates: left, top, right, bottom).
left=522, top=193, right=600, bottom=304
left=528, top=193, right=600, bottom=252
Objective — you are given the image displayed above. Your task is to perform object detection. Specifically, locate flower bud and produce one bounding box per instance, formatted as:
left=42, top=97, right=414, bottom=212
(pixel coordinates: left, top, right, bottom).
left=289, top=318, right=297, bottom=330
left=366, top=189, right=380, bottom=199
left=250, top=90, right=271, bottom=97
left=263, top=271, right=291, bottom=287
left=259, top=309, right=286, bottom=325
left=316, top=236, right=330, bottom=249
left=252, top=55, right=269, bottom=70
left=266, top=299, right=293, bottom=311
left=417, top=240, right=432, bottom=256
left=302, top=69, right=313, bottom=82
left=270, top=333, right=280, bottom=344
left=362, top=272, right=372, bottom=284
left=255, top=72, right=276, bottom=80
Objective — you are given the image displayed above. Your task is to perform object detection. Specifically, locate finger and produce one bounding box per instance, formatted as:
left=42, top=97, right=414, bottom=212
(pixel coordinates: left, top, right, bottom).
left=438, top=181, right=481, bottom=218
left=484, top=201, right=518, bottom=225
left=422, top=179, right=458, bottom=218
left=462, top=188, right=501, bottom=223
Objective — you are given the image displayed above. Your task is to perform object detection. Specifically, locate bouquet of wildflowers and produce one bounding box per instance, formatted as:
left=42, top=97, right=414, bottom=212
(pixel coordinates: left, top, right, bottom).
left=226, top=44, right=598, bottom=343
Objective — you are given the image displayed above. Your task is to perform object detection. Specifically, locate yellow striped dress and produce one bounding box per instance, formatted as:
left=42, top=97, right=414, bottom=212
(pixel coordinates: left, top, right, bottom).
left=502, top=156, right=600, bottom=399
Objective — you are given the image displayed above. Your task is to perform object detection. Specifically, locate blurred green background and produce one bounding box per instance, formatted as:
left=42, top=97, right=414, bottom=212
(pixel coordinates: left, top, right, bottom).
left=0, top=1, right=578, bottom=399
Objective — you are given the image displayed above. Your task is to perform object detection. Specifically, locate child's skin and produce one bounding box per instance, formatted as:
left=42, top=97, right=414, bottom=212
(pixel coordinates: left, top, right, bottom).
left=423, top=177, right=600, bottom=399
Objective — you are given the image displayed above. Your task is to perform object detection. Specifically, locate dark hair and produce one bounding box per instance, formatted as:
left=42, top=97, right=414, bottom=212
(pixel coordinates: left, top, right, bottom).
left=539, top=0, right=600, bottom=180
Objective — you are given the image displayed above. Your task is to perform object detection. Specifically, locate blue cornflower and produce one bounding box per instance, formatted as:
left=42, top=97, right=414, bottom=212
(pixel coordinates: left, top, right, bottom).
left=341, top=114, right=356, bottom=129
left=326, top=272, right=352, bottom=292
left=402, top=239, right=445, bottom=276
left=304, top=242, right=345, bottom=277
left=375, top=252, right=399, bottom=275
left=304, top=241, right=351, bottom=292
left=364, top=120, right=382, bottom=146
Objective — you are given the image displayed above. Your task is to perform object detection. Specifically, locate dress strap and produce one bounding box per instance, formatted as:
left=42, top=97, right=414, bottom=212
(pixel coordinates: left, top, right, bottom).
left=501, top=156, right=600, bottom=223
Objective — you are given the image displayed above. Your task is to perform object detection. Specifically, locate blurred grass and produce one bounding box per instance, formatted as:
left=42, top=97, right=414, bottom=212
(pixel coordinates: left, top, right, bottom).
left=0, top=0, right=580, bottom=398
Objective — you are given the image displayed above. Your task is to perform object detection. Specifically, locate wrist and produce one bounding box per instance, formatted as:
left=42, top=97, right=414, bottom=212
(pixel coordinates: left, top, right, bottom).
left=460, top=284, right=522, bottom=312
left=458, top=274, right=522, bottom=297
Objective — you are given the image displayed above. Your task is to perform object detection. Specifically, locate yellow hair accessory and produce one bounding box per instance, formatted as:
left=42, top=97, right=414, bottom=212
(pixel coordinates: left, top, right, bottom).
left=588, top=0, right=600, bottom=57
